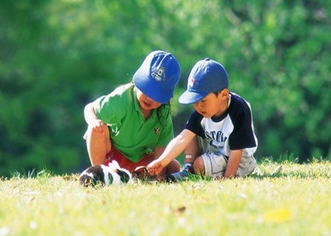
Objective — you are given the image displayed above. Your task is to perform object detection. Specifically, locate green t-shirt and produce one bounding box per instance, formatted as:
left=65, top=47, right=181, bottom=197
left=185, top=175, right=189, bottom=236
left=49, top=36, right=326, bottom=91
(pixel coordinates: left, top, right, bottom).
left=93, top=83, right=174, bottom=163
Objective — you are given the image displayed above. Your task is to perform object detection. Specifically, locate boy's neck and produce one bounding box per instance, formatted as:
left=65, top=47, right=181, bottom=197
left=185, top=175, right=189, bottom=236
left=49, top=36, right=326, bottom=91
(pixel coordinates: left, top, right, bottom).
left=141, top=108, right=151, bottom=119
left=213, top=96, right=230, bottom=119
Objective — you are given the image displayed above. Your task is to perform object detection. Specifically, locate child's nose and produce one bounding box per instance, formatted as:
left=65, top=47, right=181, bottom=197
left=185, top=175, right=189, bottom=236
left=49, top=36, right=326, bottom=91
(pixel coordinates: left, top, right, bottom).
left=145, top=96, right=154, bottom=103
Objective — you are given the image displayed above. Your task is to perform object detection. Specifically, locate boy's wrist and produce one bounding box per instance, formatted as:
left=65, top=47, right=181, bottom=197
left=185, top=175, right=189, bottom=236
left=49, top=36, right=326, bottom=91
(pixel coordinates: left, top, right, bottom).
left=160, top=159, right=167, bottom=167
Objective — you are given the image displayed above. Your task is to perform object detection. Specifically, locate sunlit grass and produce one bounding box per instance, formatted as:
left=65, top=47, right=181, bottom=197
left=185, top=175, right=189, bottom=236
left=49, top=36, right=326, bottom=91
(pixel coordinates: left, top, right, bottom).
left=1, top=160, right=331, bottom=236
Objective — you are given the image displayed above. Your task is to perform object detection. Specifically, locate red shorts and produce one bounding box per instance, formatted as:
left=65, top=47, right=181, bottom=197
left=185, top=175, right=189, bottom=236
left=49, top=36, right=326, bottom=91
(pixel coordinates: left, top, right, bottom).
left=104, top=147, right=154, bottom=173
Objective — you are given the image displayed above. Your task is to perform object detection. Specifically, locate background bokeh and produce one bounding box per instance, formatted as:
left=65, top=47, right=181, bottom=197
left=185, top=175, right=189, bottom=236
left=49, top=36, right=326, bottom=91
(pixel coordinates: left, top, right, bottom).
left=1, top=0, right=330, bottom=176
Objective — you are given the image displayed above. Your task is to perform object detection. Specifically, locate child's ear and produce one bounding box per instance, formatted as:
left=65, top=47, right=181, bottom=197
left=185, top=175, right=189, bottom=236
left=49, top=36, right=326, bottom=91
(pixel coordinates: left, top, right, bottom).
left=220, top=89, right=229, bottom=99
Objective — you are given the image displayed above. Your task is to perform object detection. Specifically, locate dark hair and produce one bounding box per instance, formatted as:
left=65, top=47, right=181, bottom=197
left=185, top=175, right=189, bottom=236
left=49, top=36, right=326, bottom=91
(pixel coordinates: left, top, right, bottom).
left=213, top=88, right=227, bottom=96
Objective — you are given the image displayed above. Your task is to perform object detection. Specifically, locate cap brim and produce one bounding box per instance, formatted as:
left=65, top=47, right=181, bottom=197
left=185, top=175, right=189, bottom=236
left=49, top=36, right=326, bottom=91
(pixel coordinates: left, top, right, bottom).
left=178, top=90, right=209, bottom=104
left=133, top=75, right=171, bottom=104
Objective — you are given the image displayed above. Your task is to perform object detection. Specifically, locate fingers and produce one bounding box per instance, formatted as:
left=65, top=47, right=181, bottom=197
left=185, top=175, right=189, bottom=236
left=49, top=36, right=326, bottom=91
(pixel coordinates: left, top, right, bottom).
left=147, top=163, right=158, bottom=176
left=89, top=119, right=106, bottom=133
left=147, top=166, right=155, bottom=176
left=147, top=163, right=162, bottom=176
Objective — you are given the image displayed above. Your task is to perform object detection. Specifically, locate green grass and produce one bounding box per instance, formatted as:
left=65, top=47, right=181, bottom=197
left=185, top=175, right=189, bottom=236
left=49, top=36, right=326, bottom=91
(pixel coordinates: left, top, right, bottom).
left=1, top=161, right=331, bottom=236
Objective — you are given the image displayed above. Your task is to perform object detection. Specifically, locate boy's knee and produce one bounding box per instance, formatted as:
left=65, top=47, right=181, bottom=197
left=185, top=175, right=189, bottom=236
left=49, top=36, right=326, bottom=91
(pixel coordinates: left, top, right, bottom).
left=193, top=156, right=205, bottom=174
left=166, top=159, right=181, bottom=174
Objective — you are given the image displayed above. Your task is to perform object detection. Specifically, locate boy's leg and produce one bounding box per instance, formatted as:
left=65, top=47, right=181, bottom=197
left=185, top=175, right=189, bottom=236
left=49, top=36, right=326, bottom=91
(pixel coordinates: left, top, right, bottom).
left=201, top=153, right=228, bottom=178
left=85, top=125, right=111, bottom=166
left=191, top=137, right=209, bottom=174
left=202, top=154, right=257, bottom=178
left=165, top=136, right=201, bottom=182
left=183, top=135, right=201, bottom=164
left=235, top=156, right=257, bottom=177
left=164, top=159, right=181, bottom=175
left=192, top=156, right=205, bottom=175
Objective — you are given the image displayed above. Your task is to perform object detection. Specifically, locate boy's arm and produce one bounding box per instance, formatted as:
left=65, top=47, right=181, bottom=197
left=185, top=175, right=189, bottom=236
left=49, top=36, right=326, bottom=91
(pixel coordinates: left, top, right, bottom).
left=152, top=146, right=167, bottom=177
left=148, top=129, right=196, bottom=175
left=84, top=102, right=97, bottom=123
left=84, top=102, right=105, bottom=133
left=223, top=149, right=243, bottom=178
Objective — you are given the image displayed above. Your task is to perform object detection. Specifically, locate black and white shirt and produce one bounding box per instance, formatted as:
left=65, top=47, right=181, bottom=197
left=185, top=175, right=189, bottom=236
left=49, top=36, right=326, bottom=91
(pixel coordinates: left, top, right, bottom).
left=185, top=92, right=258, bottom=158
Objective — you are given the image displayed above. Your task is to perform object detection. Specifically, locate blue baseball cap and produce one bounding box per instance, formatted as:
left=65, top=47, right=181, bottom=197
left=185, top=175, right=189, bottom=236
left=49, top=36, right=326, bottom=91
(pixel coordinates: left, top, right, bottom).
left=179, top=58, right=228, bottom=104
left=133, top=50, right=181, bottom=104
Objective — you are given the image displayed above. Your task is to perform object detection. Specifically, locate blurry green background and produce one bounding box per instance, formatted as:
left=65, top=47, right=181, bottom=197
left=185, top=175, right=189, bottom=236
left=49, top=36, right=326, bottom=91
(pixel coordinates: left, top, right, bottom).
left=1, top=0, right=330, bottom=176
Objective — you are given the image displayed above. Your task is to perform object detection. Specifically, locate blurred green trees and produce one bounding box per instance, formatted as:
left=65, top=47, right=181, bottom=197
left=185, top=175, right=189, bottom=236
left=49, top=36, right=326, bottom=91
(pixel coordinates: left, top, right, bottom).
left=0, top=0, right=330, bottom=176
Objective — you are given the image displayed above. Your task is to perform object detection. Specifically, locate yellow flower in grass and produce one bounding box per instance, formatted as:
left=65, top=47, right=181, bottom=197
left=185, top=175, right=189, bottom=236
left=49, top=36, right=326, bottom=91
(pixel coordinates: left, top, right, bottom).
left=263, top=208, right=292, bottom=223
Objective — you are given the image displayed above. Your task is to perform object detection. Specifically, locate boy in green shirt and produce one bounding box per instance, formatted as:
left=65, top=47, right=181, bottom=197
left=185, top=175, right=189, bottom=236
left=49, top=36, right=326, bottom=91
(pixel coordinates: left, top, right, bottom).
left=83, top=50, right=181, bottom=179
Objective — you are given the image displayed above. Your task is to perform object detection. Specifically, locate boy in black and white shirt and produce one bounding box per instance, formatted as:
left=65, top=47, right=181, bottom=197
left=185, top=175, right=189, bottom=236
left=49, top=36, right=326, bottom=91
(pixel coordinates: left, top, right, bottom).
left=147, top=58, right=258, bottom=180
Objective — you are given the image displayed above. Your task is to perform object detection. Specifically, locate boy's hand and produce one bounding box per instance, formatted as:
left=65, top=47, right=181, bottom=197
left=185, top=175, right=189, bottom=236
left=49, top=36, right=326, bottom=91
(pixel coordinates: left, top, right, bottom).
left=89, top=119, right=106, bottom=133
left=147, top=160, right=164, bottom=176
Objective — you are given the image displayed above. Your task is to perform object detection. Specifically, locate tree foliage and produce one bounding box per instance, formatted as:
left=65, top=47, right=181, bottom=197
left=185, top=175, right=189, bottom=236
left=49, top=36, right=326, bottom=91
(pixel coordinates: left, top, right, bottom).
left=0, top=0, right=330, bottom=176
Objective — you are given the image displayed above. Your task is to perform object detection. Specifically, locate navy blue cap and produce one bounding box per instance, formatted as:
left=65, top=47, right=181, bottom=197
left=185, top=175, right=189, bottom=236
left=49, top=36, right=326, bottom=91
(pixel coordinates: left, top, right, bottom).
left=179, top=58, right=228, bottom=104
left=133, top=50, right=181, bottom=104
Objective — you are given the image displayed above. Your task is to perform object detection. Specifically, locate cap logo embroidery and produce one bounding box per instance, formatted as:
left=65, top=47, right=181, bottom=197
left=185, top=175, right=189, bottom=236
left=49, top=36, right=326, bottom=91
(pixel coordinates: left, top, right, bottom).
left=188, top=77, right=195, bottom=88
left=151, top=67, right=165, bottom=81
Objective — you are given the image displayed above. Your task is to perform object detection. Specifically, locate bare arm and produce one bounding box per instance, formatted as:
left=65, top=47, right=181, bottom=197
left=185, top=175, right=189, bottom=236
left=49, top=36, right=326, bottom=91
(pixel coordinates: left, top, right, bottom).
left=153, top=146, right=166, bottom=159
left=223, top=149, right=243, bottom=178
left=147, top=129, right=196, bottom=175
left=152, top=146, right=167, bottom=177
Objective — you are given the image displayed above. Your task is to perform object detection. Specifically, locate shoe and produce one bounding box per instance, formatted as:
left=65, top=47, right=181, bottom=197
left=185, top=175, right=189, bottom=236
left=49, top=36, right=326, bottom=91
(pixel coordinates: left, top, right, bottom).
left=165, top=163, right=194, bottom=182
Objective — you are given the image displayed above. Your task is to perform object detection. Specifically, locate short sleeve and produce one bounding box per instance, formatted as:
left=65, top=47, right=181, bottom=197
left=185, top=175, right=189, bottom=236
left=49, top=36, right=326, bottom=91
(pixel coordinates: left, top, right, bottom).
left=228, top=102, right=256, bottom=150
left=185, top=111, right=205, bottom=137
left=93, top=93, right=126, bottom=125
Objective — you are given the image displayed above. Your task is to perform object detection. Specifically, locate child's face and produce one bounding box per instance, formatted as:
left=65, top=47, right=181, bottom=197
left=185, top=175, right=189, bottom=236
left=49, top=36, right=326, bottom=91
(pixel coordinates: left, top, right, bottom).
left=136, top=89, right=162, bottom=111
left=193, top=90, right=229, bottom=118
